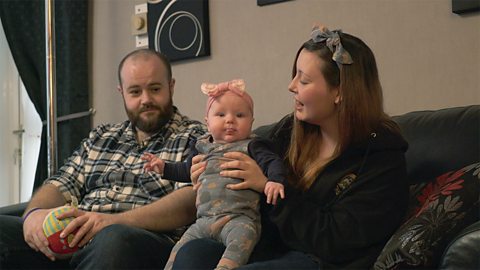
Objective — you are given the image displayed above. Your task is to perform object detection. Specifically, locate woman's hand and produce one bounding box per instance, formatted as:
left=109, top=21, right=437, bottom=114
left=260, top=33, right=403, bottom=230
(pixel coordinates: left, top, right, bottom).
left=221, top=152, right=268, bottom=193
left=190, top=154, right=206, bottom=191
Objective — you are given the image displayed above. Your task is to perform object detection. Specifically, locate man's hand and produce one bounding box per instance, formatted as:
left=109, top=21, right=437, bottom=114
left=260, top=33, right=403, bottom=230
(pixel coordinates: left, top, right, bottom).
left=264, top=181, right=285, bottom=205
left=23, top=208, right=56, bottom=261
left=56, top=209, right=116, bottom=248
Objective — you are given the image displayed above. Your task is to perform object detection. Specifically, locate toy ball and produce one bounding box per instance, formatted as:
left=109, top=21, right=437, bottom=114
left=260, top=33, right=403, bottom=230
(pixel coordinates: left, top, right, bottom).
left=42, top=205, right=79, bottom=258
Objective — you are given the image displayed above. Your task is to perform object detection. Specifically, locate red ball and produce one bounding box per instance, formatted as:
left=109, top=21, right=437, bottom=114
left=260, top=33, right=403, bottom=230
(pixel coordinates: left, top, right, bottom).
left=43, top=206, right=79, bottom=258
left=46, top=229, right=79, bottom=257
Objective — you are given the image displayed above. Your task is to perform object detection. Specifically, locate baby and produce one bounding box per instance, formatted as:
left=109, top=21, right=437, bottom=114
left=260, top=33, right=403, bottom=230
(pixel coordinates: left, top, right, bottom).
left=142, top=79, right=286, bottom=270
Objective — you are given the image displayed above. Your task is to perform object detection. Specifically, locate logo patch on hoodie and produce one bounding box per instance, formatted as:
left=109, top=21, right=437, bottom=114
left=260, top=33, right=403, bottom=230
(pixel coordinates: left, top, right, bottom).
left=335, top=173, right=357, bottom=195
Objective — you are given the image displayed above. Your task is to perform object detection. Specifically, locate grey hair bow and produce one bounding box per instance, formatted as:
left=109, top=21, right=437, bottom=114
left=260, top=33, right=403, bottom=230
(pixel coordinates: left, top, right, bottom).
left=311, top=26, right=353, bottom=66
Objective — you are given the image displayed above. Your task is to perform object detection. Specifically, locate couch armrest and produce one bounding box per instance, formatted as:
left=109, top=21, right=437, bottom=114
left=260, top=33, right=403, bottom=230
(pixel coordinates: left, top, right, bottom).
left=0, top=202, right=28, bottom=217
left=439, top=220, right=480, bottom=269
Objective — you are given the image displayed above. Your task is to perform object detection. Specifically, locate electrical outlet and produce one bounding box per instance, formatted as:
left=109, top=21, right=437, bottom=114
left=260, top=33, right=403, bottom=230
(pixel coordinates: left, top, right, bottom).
left=136, top=35, right=148, bottom=48
left=135, top=3, right=147, bottom=14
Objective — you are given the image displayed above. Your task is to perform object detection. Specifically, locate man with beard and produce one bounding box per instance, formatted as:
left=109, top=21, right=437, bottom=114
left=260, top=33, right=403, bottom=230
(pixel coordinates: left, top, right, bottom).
left=0, top=49, right=206, bottom=269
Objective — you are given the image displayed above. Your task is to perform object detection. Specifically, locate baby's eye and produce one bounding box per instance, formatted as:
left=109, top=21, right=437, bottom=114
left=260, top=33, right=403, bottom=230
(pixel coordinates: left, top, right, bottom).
left=216, top=112, right=225, bottom=117
left=236, top=113, right=245, bottom=118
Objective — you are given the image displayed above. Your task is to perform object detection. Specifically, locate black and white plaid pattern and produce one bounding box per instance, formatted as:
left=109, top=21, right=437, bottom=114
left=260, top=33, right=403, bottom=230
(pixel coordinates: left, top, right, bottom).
left=45, top=108, right=206, bottom=213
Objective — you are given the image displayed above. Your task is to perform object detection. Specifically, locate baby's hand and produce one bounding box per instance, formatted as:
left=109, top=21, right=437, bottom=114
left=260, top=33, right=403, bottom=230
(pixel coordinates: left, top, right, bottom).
left=141, top=152, right=165, bottom=174
left=264, top=181, right=285, bottom=205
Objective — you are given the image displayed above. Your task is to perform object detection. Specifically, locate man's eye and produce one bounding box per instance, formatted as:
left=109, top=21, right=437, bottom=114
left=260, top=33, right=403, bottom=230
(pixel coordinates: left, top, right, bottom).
left=129, top=89, right=141, bottom=95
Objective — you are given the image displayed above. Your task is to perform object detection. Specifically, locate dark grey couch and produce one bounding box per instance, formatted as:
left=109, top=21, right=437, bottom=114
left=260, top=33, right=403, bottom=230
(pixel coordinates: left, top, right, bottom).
left=1, top=105, right=479, bottom=269
left=385, top=105, right=479, bottom=269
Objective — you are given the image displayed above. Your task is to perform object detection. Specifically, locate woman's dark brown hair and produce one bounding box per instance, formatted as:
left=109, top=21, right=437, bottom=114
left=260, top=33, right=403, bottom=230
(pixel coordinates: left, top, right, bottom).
left=287, top=32, right=400, bottom=190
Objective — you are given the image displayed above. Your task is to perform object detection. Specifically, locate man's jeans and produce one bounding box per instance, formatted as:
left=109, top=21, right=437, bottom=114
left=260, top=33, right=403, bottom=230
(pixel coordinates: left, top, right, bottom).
left=0, top=215, right=174, bottom=269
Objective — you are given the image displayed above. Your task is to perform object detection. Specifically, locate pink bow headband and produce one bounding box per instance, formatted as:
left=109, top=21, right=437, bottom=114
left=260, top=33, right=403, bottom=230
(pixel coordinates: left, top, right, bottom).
left=201, top=79, right=254, bottom=116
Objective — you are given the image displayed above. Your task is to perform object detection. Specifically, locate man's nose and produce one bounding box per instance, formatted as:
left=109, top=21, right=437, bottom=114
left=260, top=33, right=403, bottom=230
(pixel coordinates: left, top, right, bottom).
left=140, top=90, right=154, bottom=104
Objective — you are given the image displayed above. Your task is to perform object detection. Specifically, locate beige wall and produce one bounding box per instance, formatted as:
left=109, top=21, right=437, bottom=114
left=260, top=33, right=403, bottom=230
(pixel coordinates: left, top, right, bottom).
left=91, top=0, right=480, bottom=129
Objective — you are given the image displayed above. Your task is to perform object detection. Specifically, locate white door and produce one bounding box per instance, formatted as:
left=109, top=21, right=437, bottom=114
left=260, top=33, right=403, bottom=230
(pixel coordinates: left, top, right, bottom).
left=0, top=20, right=42, bottom=207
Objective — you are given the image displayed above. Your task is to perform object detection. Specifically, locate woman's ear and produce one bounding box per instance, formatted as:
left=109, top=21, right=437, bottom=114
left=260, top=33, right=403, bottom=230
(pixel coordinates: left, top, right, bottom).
left=335, top=95, right=341, bottom=104
left=334, top=88, right=342, bottom=104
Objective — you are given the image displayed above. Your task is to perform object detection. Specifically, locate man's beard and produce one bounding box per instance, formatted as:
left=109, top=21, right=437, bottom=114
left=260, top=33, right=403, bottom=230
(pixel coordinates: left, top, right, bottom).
left=125, top=98, right=174, bottom=134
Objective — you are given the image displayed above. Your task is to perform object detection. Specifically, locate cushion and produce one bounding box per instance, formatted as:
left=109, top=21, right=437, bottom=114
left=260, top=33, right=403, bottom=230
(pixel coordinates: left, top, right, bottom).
left=373, top=162, right=480, bottom=270
left=393, top=105, right=480, bottom=185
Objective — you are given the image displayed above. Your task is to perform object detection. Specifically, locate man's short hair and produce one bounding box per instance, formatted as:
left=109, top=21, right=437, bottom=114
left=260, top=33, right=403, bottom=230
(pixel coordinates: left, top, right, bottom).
left=117, top=49, right=172, bottom=87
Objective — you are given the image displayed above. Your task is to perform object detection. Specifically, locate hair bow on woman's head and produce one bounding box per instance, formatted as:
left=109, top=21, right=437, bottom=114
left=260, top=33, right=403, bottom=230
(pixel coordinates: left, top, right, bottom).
left=310, top=25, right=353, bottom=66
left=201, top=79, right=254, bottom=116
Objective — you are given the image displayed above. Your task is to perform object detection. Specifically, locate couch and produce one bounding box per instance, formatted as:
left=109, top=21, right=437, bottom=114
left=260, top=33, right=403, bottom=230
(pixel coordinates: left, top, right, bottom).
left=373, top=105, right=479, bottom=269
left=1, top=105, right=478, bottom=269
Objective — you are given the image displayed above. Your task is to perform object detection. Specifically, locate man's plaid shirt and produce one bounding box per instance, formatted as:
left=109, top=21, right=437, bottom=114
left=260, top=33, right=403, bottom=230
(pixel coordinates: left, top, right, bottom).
left=45, top=107, right=206, bottom=213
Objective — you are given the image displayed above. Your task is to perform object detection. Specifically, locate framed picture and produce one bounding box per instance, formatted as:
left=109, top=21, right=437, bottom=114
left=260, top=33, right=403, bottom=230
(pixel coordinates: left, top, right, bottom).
left=257, top=0, right=291, bottom=6
left=148, top=0, right=210, bottom=62
left=452, top=0, right=480, bottom=14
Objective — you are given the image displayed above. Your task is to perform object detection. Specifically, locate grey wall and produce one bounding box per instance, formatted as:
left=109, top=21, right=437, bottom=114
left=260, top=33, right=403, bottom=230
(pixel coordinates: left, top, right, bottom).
left=91, top=0, right=480, bottom=129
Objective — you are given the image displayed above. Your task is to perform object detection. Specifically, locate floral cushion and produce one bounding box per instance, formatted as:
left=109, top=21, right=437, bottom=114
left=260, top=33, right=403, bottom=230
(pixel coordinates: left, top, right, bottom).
left=373, top=162, right=480, bottom=270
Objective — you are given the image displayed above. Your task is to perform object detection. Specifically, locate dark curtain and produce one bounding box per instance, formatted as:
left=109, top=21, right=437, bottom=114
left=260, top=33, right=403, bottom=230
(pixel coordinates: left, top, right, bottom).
left=0, top=0, right=90, bottom=194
